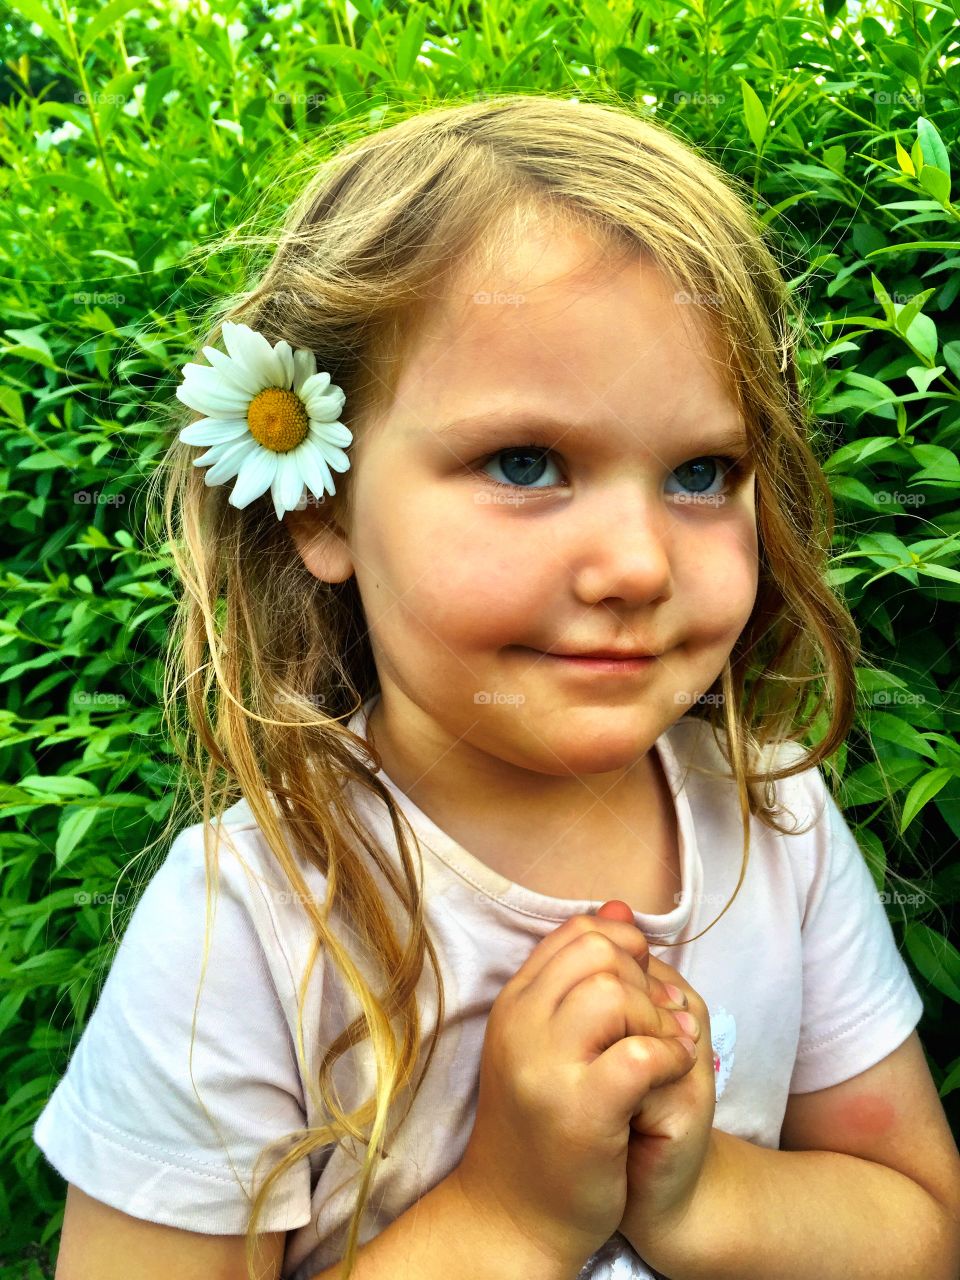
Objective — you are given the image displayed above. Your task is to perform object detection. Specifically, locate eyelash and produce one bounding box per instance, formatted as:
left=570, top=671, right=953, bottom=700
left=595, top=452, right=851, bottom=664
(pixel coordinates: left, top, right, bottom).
left=473, top=442, right=751, bottom=496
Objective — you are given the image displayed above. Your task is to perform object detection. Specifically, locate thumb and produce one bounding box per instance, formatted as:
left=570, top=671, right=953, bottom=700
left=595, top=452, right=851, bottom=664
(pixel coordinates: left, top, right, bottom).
left=594, top=899, right=636, bottom=924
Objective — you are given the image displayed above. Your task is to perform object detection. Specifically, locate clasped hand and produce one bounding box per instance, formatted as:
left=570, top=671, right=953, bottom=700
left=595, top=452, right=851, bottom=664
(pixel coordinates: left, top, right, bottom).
left=593, top=900, right=717, bottom=1264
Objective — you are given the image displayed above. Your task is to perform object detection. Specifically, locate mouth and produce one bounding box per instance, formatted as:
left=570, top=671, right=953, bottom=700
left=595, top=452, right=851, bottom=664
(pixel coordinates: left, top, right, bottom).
left=521, top=648, right=660, bottom=674
left=547, top=650, right=660, bottom=660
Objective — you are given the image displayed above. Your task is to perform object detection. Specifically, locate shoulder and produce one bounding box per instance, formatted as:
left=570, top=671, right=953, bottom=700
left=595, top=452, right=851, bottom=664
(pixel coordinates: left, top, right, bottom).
left=151, top=798, right=332, bottom=982
left=663, top=717, right=840, bottom=903
left=664, top=717, right=828, bottom=829
left=165, top=795, right=321, bottom=896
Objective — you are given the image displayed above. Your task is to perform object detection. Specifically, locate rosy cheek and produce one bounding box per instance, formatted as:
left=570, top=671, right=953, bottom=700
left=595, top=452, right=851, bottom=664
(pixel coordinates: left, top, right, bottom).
left=835, top=1093, right=898, bottom=1140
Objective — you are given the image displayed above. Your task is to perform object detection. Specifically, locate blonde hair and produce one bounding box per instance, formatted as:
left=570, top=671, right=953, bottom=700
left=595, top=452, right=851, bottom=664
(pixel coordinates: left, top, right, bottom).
left=144, top=89, right=861, bottom=1278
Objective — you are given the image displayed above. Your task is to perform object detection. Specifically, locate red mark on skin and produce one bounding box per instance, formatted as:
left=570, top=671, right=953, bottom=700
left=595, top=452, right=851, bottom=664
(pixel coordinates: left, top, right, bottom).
left=835, top=1093, right=897, bottom=1139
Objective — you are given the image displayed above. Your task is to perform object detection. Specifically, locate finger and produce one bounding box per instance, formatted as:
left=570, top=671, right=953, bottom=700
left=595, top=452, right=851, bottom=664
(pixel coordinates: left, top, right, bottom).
left=522, top=929, right=652, bottom=1016
left=552, top=970, right=700, bottom=1062
left=587, top=1031, right=698, bottom=1125
left=646, top=955, right=694, bottom=1009
left=509, top=915, right=651, bottom=997
left=526, top=930, right=687, bottom=1015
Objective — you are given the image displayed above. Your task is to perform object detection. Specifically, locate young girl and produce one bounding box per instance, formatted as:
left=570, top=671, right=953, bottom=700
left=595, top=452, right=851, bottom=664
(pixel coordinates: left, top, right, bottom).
left=34, top=93, right=960, bottom=1280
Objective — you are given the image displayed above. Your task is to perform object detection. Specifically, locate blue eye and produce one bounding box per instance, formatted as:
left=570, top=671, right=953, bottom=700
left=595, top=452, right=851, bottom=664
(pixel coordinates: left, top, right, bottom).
left=476, top=445, right=747, bottom=497
left=665, top=457, right=734, bottom=497
left=480, top=446, right=562, bottom=488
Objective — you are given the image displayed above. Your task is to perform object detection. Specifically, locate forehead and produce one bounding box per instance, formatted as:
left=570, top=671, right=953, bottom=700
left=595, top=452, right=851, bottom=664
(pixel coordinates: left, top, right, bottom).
left=380, top=222, right=738, bottom=437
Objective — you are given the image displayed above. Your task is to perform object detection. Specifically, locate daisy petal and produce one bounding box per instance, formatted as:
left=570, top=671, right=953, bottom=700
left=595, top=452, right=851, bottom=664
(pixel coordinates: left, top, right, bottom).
left=292, top=347, right=318, bottom=392
left=307, top=420, right=353, bottom=448
left=317, top=444, right=351, bottom=473
left=202, top=345, right=269, bottom=397
left=299, top=439, right=336, bottom=499
left=176, top=375, right=252, bottom=419
left=303, top=384, right=346, bottom=421
left=273, top=340, right=295, bottom=388
left=297, top=371, right=332, bottom=401
left=179, top=418, right=251, bottom=447
left=272, top=451, right=306, bottom=516
left=201, top=437, right=260, bottom=485
left=221, top=321, right=287, bottom=388
left=229, top=446, right=279, bottom=508
left=179, top=363, right=254, bottom=403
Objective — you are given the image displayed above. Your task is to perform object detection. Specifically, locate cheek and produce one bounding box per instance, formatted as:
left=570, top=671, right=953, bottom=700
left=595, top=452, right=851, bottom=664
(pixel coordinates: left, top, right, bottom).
left=358, top=502, right=533, bottom=645
left=678, top=517, right=758, bottom=624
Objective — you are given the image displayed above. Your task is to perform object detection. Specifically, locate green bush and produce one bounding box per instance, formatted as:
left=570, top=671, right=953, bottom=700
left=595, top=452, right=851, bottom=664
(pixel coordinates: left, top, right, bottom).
left=2, top=0, right=958, bottom=1273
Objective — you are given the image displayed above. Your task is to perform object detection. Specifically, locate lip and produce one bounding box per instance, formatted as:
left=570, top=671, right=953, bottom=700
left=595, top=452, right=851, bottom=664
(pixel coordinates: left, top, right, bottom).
left=550, top=650, right=660, bottom=660
left=527, top=648, right=660, bottom=674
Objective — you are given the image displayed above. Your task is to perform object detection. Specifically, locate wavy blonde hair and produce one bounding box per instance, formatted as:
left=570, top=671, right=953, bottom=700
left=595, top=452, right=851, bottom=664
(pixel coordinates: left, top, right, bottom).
left=144, top=89, right=861, bottom=1279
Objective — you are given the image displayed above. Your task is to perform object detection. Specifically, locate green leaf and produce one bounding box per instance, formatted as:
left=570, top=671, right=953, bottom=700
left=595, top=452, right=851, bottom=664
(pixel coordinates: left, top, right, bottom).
left=866, top=241, right=960, bottom=258
left=55, top=806, right=101, bottom=868
left=893, top=288, right=937, bottom=338
left=0, top=386, right=26, bottom=426
left=19, top=775, right=101, bottom=800
left=759, top=190, right=818, bottom=226
left=905, top=923, right=960, bottom=1004
left=29, top=172, right=115, bottom=217
left=855, top=667, right=909, bottom=694
left=80, top=0, right=150, bottom=52
left=821, top=436, right=900, bottom=473
left=14, top=0, right=73, bottom=59
left=899, top=767, right=953, bottom=832
left=142, top=65, right=179, bottom=124
left=825, top=566, right=866, bottom=585
left=915, top=562, right=960, bottom=587
left=739, top=80, right=768, bottom=152
left=4, top=327, right=55, bottom=368
left=393, top=8, right=427, bottom=81
left=895, top=135, right=916, bottom=176
left=17, top=453, right=71, bottom=472
left=903, top=312, right=938, bottom=362
left=905, top=365, right=945, bottom=393
left=940, top=1057, right=960, bottom=1097
left=916, top=117, right=950, bottom=182
left=943, top=341, right=960, bottom=380
left=827, top=475, right=888, bottom=509
left=838, top=757, right=924, bottom=807
left=918, top=165, right=951, bottom=204
left=865, top=712, right=936, bottom=760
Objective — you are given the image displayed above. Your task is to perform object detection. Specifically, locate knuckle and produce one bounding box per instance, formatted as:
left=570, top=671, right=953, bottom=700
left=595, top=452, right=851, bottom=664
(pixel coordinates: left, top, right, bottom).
left=567, top=914, right=596, bottom=937
left=626, top=1037, right=654, bottom=1065
left=585, top=970, right=622, bottom=998
left=578, top=931, right=618, bottom=962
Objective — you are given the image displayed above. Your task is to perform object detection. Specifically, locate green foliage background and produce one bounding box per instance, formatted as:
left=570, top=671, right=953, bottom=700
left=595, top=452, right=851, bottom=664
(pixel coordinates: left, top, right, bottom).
left=2, top=0, right=960, bottom=1273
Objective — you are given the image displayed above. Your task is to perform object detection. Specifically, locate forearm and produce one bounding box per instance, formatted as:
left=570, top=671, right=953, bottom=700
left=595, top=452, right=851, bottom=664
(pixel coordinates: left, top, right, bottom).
left=626, top=1127, right=960, bottom=1280
left=309, top=1168, right=585, bottom=1280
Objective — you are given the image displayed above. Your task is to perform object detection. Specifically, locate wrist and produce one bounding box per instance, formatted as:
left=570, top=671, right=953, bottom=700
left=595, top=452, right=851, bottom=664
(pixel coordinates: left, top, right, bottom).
left=628, top=1128, right=730, bottom=1278
left=444, top=1165, right=592, bottom=1280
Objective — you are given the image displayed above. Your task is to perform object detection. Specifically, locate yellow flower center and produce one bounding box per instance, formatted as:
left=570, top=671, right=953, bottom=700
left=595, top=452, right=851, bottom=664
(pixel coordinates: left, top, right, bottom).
left=246, top=387, right=309, bottom=453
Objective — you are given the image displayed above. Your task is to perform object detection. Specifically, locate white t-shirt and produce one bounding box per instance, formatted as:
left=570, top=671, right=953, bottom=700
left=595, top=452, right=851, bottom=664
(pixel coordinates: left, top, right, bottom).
left=33, top=694, right=924, bottom=1279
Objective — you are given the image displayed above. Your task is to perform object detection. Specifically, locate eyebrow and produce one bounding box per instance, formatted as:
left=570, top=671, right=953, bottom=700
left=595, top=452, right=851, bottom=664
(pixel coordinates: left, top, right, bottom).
left=430, top=410, right=751, bottom=457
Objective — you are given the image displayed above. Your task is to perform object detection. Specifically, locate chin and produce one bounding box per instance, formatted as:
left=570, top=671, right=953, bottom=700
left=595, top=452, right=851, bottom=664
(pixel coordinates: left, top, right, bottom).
left=530, top=735, right=655, bottom=777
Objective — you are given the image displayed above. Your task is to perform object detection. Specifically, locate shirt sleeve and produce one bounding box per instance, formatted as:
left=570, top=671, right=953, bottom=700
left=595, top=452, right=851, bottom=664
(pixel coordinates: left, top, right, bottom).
left=32, top=822, right=314, bottom=1234
left=788, top=769, right=925, bottom=1094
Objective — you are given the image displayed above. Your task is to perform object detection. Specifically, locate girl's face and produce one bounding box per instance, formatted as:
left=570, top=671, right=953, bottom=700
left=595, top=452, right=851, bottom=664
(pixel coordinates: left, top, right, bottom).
left=293, top=225, right=759, bottom=778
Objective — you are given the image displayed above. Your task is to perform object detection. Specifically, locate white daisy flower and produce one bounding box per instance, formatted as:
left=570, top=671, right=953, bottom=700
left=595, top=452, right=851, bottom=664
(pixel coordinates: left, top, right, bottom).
left=175, top=320, right=353, bottom=521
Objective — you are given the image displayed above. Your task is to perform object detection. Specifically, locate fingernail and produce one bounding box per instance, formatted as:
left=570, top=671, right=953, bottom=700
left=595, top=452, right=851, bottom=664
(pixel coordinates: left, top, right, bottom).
left=665, top=984, right=687, bottom=1007
left=679, top=1037, right=697, bottom=1058
left=674, top=1010, right=699, bottom=1037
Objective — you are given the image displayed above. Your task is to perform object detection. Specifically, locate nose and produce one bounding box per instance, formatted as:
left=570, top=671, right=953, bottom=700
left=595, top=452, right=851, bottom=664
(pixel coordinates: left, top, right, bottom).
left=569, top=482, right=673, bottom=607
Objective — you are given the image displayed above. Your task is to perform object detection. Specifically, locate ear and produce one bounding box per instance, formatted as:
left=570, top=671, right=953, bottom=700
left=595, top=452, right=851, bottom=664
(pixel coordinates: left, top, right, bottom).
left=284, top=499, right=355, bottom=584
